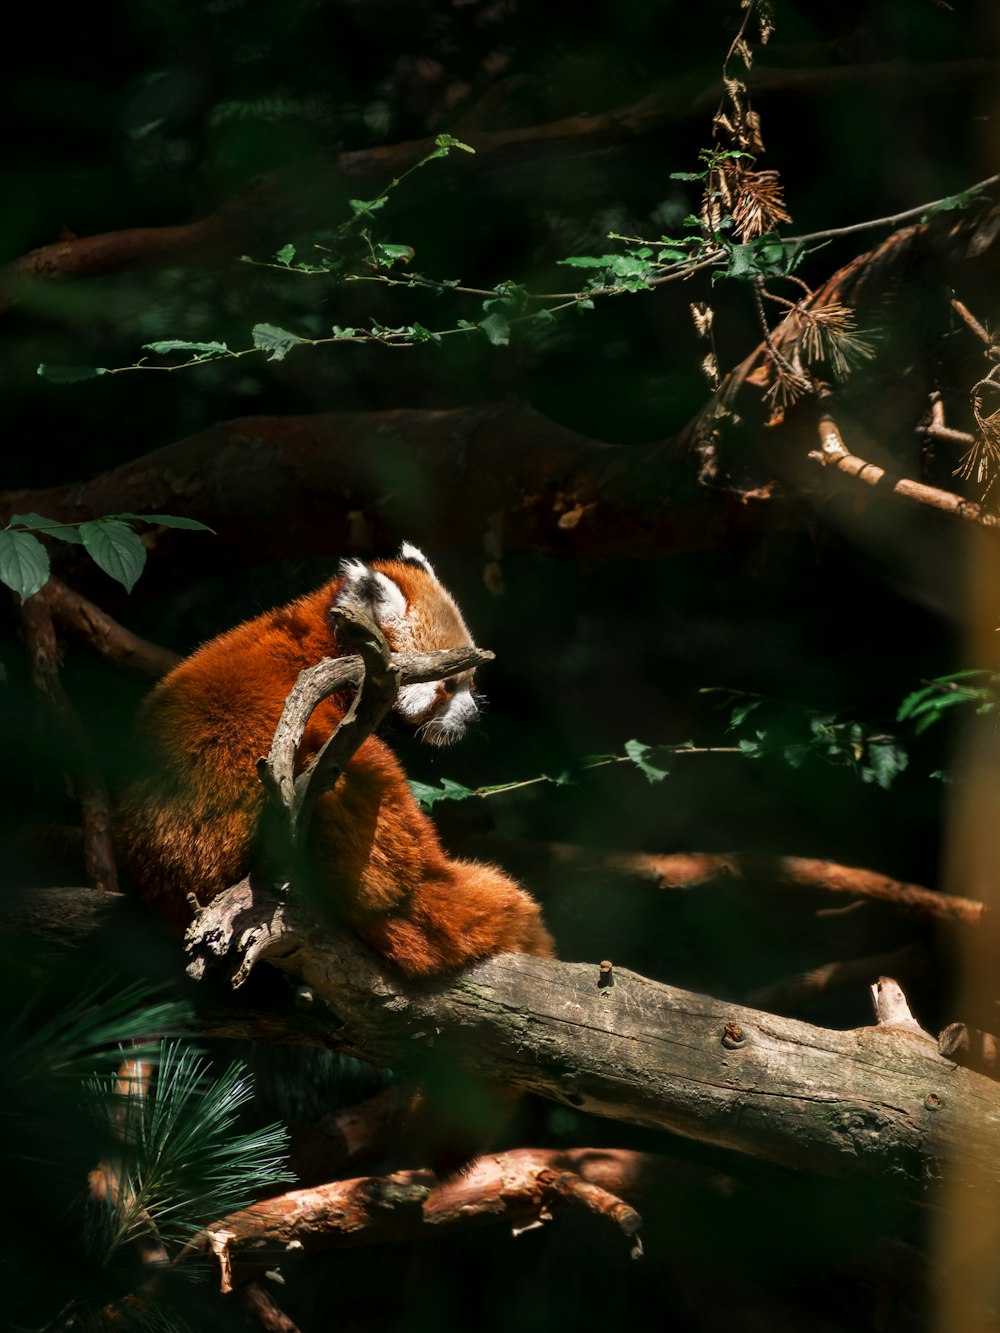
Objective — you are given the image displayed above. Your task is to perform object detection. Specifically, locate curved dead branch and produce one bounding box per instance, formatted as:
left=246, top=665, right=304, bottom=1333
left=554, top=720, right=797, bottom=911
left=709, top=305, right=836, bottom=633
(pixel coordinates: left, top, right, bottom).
left=255, top=622, right=493, bottom=888
left=184, top=1147, right=648, bottom=1290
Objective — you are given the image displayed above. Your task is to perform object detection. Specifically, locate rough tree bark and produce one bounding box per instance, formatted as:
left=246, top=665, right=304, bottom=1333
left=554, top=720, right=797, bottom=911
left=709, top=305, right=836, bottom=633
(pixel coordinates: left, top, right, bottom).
left=0, top=404, right=780, bottom=576
left=184, top=1148, right=649, bottom=1290
left=8, top=880, right=999, bottom=1204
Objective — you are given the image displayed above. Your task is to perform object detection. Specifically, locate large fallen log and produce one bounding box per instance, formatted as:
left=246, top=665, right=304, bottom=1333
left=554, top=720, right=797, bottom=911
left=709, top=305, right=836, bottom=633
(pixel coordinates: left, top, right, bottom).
left=8, top=880, right=999, bottom=1202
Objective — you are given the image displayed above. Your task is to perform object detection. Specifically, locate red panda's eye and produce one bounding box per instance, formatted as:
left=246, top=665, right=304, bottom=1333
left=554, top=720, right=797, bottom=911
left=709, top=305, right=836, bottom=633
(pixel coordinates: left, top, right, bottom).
left=442, top=677, right=458, bottom=697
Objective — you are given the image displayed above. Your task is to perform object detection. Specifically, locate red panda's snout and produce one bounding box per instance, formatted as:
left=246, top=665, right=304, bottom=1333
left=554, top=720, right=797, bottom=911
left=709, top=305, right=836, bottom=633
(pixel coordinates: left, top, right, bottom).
left=398, top=671, right=479, bottom=745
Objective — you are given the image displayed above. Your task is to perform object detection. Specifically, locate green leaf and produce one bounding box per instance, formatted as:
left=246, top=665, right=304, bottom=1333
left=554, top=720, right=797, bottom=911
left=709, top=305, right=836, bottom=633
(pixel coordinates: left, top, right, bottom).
left=349, top=196, right=387, bottom=216
left=331, top=325, right=360, bottom=339
left=897, top=672, right=996, bottom=727
left=409, top=322, right=441, bottom=343
left=375, top=243, right=415, bottom=267
left=115, top=512, right=215, bottom=533
left=478, top=312, right=510, bottom=346
left=79, top=519, right=147, bottom=593
left=275, top=243, right=296, bottom=264
left=624, top=738, right=670, bottom=783
left=558, top=254, right=617, bottom=269
left=722, top=244, right=759, bottom=281
left=252, top=323, right=305, bottom=362
left=409, top=778, right=476, bottom=809
left=8, top=513, right=83, bottom=544
left=482, top=285, right=526, bottom=314
left=0, top=529, right=49, bottom=599
left=723, top=236, right=803, bottom=283
left=669, top=170, right=707, bottom=181
left=863, top=739, right=909, bottom=790
left=896, top=683, right=941, bottom=721
left=727, top=699, right=762, bottom=730
left=37, top=364, right=109, bottom=383
left=922, top=189, right=985, bottom=220
left=142, top=340, right=229, bottom=356
left=433, top=133, right=475, bottom=155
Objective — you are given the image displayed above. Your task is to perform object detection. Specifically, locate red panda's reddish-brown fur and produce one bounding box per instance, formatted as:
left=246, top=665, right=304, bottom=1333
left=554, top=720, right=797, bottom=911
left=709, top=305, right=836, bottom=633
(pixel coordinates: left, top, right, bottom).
left=115, top=548, right=553, bottom=976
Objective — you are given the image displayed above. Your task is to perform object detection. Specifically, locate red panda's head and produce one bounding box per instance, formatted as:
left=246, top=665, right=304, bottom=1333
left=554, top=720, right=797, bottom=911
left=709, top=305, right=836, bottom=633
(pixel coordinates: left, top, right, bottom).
left=333, top=542, right=480, bottom=745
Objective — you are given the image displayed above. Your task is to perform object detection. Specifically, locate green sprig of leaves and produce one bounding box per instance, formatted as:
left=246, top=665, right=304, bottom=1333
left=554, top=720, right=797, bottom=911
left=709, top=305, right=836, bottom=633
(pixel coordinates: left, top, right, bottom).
left=0, top=511, right=214, bottom=600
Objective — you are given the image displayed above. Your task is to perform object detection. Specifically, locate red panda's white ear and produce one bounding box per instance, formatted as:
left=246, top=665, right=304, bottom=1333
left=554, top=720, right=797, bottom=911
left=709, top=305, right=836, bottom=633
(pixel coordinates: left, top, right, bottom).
left=398, top=541, right=434, bottom=574
left=335, top=558, right=407, bottom=626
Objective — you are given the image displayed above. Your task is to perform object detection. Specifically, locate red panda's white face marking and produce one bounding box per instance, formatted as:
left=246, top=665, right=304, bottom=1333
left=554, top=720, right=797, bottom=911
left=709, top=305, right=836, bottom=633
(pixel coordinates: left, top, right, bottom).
left=334, top=543, right=480, bottom=746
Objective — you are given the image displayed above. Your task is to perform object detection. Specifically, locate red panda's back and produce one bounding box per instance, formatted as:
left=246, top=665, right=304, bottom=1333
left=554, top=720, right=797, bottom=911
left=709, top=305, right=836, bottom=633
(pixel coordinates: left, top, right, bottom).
left=115, top=582, right=346, bottom=924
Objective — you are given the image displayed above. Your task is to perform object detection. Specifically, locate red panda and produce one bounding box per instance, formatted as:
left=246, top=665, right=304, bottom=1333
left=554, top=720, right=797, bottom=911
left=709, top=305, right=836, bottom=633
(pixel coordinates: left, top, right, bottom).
left=115, top=542, right=553, bottom=976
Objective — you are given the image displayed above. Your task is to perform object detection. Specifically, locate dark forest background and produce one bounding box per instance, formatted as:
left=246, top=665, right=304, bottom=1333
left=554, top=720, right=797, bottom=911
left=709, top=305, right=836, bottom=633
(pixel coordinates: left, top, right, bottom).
left=3, top=2, right=1000, bottom=1330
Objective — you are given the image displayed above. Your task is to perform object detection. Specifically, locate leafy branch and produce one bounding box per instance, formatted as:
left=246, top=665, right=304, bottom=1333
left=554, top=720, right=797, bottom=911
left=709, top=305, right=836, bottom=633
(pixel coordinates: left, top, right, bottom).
left=408, top=699, right=913, bottom=811
left=409, top=738, right=741, bottom=809
left=30, top=0, right=998, bottom=406
left=0, top=511, right=214, bottom=600
left=713, top=691, right=909, bottom=790
left=897, top=670, right=1000, bottom=734
left=33, top=106, right=991, bottom=390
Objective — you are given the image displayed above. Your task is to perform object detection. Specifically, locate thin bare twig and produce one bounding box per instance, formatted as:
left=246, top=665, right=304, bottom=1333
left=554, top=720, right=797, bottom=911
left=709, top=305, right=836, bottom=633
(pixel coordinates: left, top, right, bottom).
left=809, top=410, right=1000, bottom=530
left=785, top=173, right=1000, bottom=246
left=918, top=422, right=976, bottom=448
left=950, top=294, right=994, bottom=347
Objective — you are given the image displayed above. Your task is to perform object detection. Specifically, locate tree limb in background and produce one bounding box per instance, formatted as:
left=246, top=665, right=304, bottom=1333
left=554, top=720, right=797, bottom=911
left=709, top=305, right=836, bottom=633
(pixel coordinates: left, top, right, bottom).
left=18, top=595, right=118, bottom=891
left=237, top=1281, right=302, bottom=1333
left=5, top=59, right=995, bottom=304
left=744, top=943, right=929, bottom=1011
left=183, top=1147, right=648, bottom=1290
left=7, top=214, right=1000, bottom=587
left=0, top=404, right=788, bottom=582
left=464, top=837, right=984, bottom=925
left=41, top=576, right=180, bottom=678
left=288, top=1087, right=413, bottom=1185
left=808, top=411, right=1000, bottom=529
